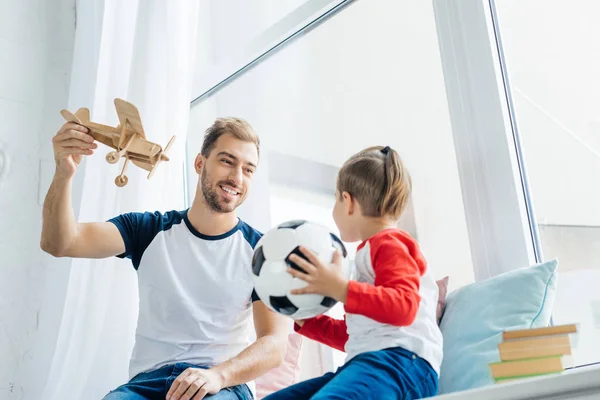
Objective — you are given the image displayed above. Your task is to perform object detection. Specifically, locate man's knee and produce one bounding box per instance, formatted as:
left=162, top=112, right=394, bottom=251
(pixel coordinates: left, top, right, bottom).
left=102, top=392, right=125, bottom=400
left=102, top=387, right=139, bottom=400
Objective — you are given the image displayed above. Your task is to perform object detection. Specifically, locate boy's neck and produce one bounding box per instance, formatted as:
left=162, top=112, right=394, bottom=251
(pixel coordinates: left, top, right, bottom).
left=187, top=194, right=239, bottom=237
left=357, top=218, right=398, bottom=242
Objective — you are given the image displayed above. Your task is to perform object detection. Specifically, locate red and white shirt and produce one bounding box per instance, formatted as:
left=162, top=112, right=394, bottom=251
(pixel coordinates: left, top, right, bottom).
left=295, top=229, right=443, bottom=374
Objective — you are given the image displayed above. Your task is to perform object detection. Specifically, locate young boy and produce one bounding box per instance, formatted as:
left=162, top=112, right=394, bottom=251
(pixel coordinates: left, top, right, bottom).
left=264, top=145, right=443, bottom=400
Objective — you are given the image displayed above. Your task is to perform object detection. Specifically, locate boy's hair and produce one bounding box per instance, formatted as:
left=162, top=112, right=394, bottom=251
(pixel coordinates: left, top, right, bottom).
left=201, top=117, right=260, bottom=158
left=337, top=145, right=412, bottom=220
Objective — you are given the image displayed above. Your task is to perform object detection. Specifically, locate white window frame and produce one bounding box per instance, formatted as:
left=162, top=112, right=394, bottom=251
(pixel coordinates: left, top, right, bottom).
left=432, top=0, right=540, bottom=281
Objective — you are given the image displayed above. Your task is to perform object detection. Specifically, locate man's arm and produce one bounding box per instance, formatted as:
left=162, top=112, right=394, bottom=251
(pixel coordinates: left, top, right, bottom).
left=213, top=300, right=289, bottom=386
left=40, top=122, right=125, bottom=259
left=167, top=300, right=289, bottom=400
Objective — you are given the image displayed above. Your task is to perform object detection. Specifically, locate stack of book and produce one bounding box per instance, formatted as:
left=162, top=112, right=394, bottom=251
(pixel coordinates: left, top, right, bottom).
left=489, top=323, right=578, bottom=383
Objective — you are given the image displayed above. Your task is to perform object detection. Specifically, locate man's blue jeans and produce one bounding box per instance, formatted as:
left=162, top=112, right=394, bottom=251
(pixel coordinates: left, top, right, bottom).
left=103, top=363, right=253, bottom=400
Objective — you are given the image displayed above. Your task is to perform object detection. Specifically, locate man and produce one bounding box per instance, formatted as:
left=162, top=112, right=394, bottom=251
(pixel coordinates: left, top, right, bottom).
left=41, top=117, right=289, bottom=400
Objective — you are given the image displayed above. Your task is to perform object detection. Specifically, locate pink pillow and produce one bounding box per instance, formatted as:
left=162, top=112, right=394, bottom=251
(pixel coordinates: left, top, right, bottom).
left=436, top=276, right=450, bottom=325
left=255, top=332, right=303, bottom=399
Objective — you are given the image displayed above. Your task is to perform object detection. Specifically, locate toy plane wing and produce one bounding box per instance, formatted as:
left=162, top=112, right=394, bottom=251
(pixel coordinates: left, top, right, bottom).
left=114, top=98, right=146, bottom=140
left=60, top=107, right=90, bottom=125
left=128, top=139, right=162, bottom=158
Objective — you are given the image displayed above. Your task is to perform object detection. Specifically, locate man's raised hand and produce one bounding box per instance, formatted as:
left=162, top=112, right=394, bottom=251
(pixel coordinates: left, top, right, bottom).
left=52, top=122, right=97, bottom=179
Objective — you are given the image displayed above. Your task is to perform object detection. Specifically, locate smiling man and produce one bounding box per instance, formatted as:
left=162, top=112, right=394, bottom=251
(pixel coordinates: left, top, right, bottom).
left=41, top=117, right=288, bottom=400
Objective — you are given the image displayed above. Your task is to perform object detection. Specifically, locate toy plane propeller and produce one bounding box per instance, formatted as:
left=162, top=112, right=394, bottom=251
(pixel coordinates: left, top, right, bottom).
left=60, top=98, right=175, bottom=187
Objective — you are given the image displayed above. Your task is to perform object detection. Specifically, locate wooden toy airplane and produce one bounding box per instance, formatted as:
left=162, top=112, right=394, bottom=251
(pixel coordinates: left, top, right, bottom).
left=60, top=98, right=175, bottom=187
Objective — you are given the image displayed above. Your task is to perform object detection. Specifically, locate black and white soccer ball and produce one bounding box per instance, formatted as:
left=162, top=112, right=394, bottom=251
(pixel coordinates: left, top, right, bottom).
left=251, top=220, right=349, bottom=320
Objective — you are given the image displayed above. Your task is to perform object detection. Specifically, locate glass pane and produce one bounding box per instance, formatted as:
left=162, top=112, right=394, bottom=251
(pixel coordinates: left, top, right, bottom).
left=199, top=0, right=308, bottom=63
left=495, top=0, right=600, bottom=367
left=187, top=0, right=474, bottom=372
left=193, top=0, right=347, bottom=98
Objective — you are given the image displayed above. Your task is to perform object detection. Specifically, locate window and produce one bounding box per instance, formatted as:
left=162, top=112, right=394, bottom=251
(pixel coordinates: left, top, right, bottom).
left=198, top=0, right=313, bottom=65
left=192, top=0, right=349, bottom=100
left=186, top=0, right=475, bottom=377
left=495, top=0, right=600, bottom=366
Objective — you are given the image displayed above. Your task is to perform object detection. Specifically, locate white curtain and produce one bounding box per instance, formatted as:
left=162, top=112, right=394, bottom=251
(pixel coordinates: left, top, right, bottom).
left=43, top=1, right=199, bottom=398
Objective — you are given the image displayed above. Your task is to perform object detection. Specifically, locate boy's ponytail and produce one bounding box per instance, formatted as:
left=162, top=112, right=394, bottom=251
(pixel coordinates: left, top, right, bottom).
left=337, top=145, right=411, bottom=220
left=379, top=146, right=411, bottom=219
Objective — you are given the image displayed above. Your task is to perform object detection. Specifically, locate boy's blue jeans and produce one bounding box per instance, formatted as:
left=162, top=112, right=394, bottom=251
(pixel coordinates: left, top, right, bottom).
left=103, top=363, right=253, bottom=400
left=264, top=346, right=438, bottom=400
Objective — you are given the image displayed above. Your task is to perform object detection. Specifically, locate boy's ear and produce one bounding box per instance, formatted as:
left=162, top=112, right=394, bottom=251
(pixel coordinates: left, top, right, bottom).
left=342, top=191, right=355, bottom=216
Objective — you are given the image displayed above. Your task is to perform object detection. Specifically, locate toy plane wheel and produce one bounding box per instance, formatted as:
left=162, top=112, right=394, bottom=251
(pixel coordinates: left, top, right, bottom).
left=106, top=151, right=120, bottom=164
left=115, top=175, right=128, bottom=187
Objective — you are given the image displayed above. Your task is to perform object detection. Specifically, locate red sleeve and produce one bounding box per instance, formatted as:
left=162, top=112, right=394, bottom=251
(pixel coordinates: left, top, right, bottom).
left=344, top=231, right=425, bottom=327
left=293, top=314, right=348, bottom=352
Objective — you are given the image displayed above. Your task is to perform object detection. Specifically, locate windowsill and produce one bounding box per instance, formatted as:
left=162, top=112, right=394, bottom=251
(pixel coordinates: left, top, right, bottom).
left=432, top=364, right=600, bottom=400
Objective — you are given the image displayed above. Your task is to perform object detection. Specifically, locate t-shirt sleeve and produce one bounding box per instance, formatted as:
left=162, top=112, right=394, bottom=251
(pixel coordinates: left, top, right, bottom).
left=107, top=211, right=166, bottom=270
left=294, top=315, right=348, bottom=352
left=241, top=223, right=263, bottom=303
left=344, top=231, right=426, bottom=326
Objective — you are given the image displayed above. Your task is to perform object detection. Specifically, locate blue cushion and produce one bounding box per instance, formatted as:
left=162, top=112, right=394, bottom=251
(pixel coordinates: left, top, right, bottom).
left=438, top=259, right=558, bottom=394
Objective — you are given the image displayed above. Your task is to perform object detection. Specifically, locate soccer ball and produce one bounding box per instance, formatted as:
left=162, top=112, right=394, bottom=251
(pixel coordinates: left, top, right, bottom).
left=251, top=220, right=348, bottom=320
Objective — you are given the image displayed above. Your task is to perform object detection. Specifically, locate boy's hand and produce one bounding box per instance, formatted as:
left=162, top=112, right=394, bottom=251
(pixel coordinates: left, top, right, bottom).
left=287, top=247, right=348, bottom=303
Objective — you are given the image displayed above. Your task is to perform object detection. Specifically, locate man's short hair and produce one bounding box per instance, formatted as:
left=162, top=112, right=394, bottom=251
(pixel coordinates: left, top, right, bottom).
left=201, top=117, right=260, bottom=158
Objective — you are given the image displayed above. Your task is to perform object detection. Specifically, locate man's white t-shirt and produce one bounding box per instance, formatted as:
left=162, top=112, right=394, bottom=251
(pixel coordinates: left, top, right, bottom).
left=109, top=209, right=261, bottom=390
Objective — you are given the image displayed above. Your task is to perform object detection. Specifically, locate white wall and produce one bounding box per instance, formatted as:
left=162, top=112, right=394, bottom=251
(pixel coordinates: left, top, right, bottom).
left=0, top=1, right=76, bottom=398
left=188, top=0, right=474, bottom=290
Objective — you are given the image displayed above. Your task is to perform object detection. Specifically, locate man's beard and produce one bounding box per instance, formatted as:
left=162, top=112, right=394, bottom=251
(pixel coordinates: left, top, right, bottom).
left=201, top=168, right=241, bottom=213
